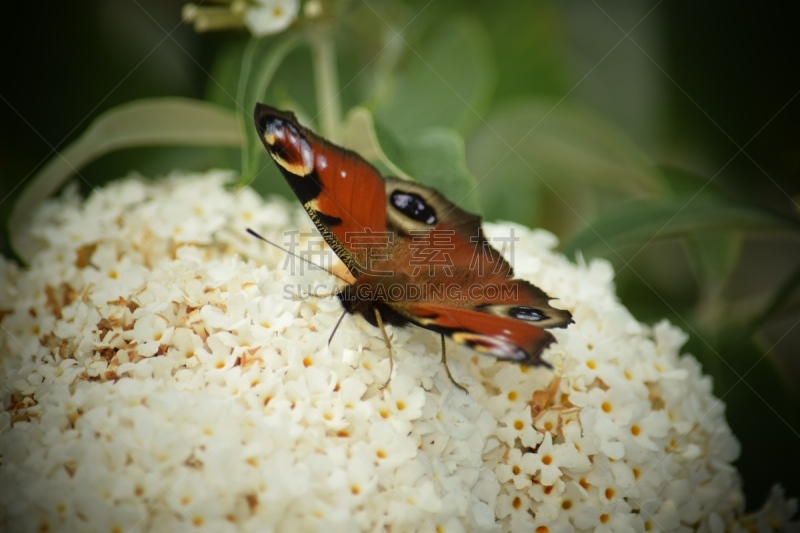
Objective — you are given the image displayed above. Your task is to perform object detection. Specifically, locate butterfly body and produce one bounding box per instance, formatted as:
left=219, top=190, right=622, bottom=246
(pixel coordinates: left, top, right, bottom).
left=255, top=104, right=572, bottom=367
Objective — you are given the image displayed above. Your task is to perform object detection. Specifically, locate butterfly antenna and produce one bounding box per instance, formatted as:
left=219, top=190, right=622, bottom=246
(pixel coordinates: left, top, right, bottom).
left=328, top=309, right=348, bottom=346
left=246, top=227, right=350, bottom=284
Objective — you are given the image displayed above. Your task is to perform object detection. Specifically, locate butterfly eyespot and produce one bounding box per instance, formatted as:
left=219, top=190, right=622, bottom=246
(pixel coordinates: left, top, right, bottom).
left=263, top=119, right=314, bottom=177
left=389, top=191, right=437, bottom=225
left=508, top=306, right=545, bottom=322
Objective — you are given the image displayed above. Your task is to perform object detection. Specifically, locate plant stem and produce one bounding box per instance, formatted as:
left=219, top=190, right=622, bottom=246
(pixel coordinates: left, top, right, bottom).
left=238, top=37, right=260, bottom=180
left=310, top=33, right=341, bottom=142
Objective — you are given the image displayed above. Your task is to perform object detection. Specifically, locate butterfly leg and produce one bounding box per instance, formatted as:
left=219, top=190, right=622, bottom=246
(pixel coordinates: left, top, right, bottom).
left=328, top=309, right=348, bottom=346
left=441, top=335, right=468, bottom=393
left=373, top=308, right=394, bottom=390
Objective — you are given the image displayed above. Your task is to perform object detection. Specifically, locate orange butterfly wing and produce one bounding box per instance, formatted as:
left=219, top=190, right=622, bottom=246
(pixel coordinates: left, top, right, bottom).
left=380, top=216, right=571, bottom=364
left=254, top=104, right=387, bottom=276
left=400, top=303, right=556, bottom=365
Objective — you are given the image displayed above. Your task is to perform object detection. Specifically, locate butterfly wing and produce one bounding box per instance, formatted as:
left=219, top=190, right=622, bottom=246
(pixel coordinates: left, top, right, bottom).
left=394, top=303, right=558, bottom=365
left=383, top=267, right=572, bottom=365
left=254, top=104, right=387, bottom=276
left=378, top=178, right=572, bottom=364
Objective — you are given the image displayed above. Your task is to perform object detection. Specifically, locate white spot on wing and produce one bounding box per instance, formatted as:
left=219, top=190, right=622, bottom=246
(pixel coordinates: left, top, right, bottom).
left=317, top=154, right=328, bottom=170
left=300, top=138, right=314, bottom=173
left=266, top=122, right=286, bottom=141
left=340, top=170, right=347, bottom=178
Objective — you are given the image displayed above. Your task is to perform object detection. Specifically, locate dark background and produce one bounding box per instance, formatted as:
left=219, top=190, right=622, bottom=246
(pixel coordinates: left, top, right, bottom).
left=2, top=0, right=799, bottom=512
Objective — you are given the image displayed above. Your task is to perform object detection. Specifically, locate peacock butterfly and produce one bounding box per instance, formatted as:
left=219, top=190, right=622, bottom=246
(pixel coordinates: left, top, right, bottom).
left=251, top=104, right=572, bottom=388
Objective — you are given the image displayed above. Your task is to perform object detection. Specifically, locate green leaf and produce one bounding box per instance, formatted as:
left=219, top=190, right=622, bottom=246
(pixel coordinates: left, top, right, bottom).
left=341, top=107, right=413, bottom=180
left=656, top=165, right=726, bottom=198
left=466, top=100, right=665, bottom=225
left=8, top=97, right=241, bottom=262
left=687, top=231, right=742, bottom=328
left=687, top=231, right=742, bottom=289
left=372, top=15, right=495, bottom=139
left=402, top=127, right=482, bottom=215
left=561, top=198, right=800, bottom=258
left=472, top=2, right=570, bottom=98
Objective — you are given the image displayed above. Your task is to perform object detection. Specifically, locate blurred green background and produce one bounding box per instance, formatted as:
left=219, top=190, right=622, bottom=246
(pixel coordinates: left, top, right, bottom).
left=2, top=0, right=799, bottom=511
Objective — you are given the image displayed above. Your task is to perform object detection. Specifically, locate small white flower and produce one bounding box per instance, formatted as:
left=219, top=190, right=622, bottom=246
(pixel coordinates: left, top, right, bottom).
left=527, top=432, right=589, bottom=486
left=496, top=486, right=533, bottom=522
left=349, top=420, right=417, bottom=476
left=166, top=326, right=204, bottom=366
left=497, top=408, right=542, bottom=448
left=495, top=448, right=536, bottom=490
left=385, top=373, right=425, bottom=421
left=624, top=408, right=670, bottom=452
left=527, top=478, right=566, bottom=522
left=484, top=365, right=537, bottom=418
left=244, top=0, right=298, bottom=36
left=127, top=311, right=173, bottom=357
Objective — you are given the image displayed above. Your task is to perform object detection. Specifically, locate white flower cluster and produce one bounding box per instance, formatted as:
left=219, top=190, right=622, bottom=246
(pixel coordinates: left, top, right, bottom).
left=0, top=171, right=795, bottom=532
